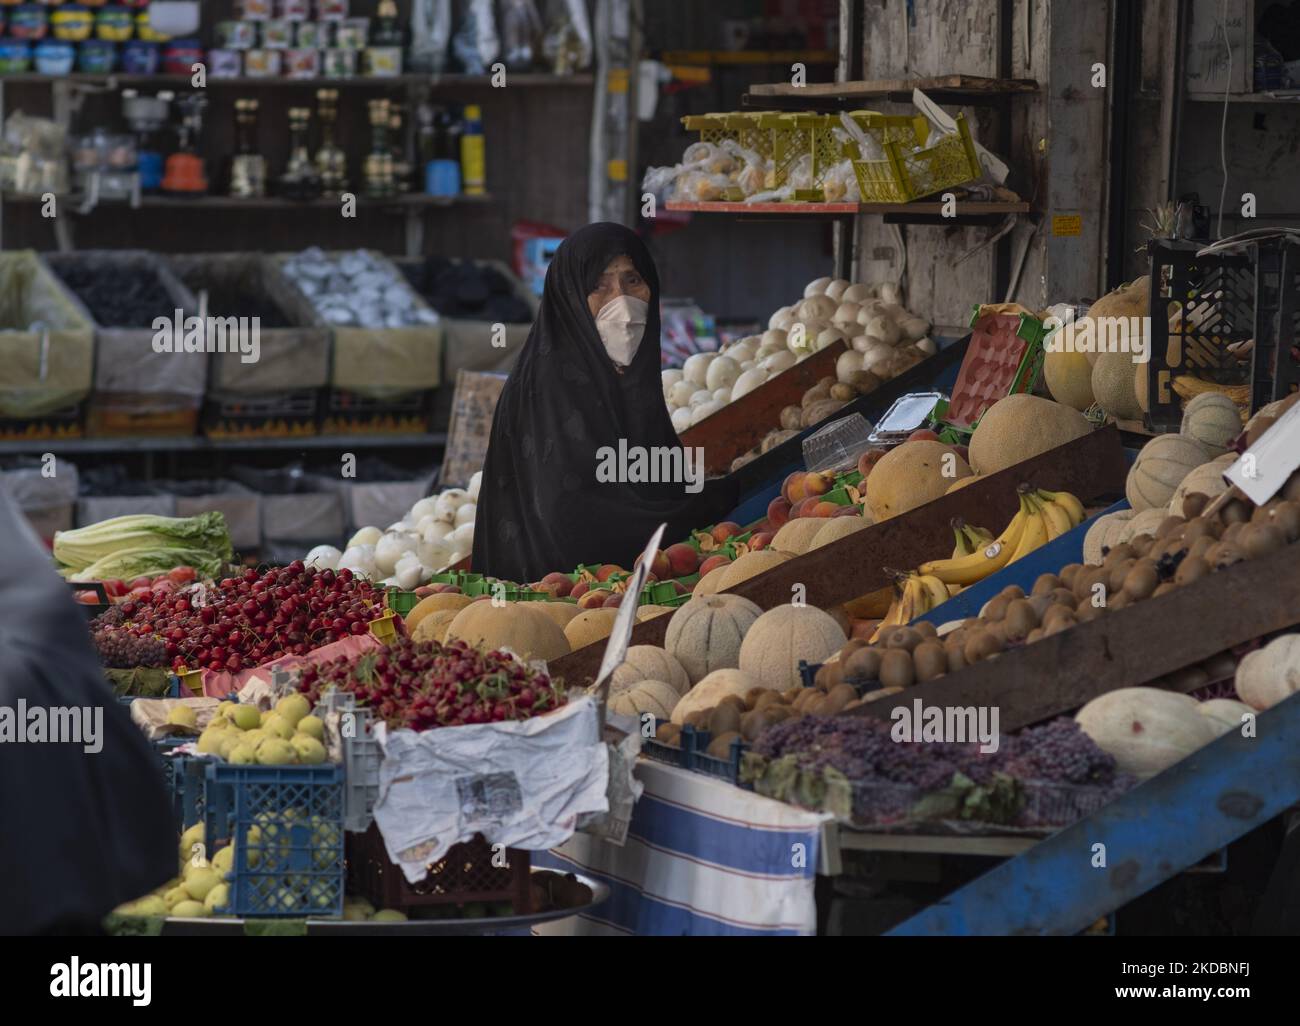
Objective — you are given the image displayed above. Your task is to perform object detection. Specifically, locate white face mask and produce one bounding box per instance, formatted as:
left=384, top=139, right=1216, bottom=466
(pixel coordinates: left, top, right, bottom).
left=595, top=295, right=648, bottom=367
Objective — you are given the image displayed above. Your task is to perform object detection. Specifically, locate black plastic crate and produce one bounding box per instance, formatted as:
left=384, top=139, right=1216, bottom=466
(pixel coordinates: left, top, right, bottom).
left=0, top=402, right=84, bottom=442
left=1144, top=240, right=1255, bottom=432
left=1250, top=237, right=1300, bottom=411
left=321, top=388, right=433, bottom=434
left=202, top=388, right=321, bottom=439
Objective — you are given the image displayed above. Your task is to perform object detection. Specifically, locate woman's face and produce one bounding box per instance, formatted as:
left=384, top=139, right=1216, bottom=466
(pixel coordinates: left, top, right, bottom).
left=587, top=254, right=651, bottom=318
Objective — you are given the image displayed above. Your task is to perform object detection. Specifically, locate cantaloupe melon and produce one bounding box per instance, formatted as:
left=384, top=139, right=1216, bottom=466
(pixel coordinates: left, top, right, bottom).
left=671, top=668, right=758, bottom=725
left=1235, top=635, right=1300, bottom=711
left=405, top=592, right=474, bottom=632
left=564, top=608, right=619, bottom=650
left=809, top=516, right=871, bottom=549
left=1082, top=509, right=1136, bottom=564
left=946, top=474, right=980, bottom=494
left=636, top=604, right=675, bottom=621
left=1092, top=350, right=1143, bottom=421
left=444, top=602, right=571, bottom=662
left=610, top=645, right=691, bottom=697
left=609, top=680, right=680, bottom=720
left=772, top=518, right=826, bottom=554
left=1082, top=276, right=1150, bottom=367
left=1180, top=392, right=1241, bottom=456
left=693, top=565, right=730, bottom=596
left=738, top=604, right=847, bottom=692
left=1168, top=452, right=1234, bottom=515
left=1043, top=349, right=1095, bottom=411
left=664, top=593, right=763, bottom=683
left=1118, top=507, right=1169, bottom=544
left=531, top=602, right=583, bottom=630
left=1075, top=687, right=1214, bottom=777
left=1125, top=434, right=1208, bottom=512
left=967, top=394, right=1092, bottom=475
left=410, top=608, right=459, bottom=644
left=1197, top=698, right=1254, bottom=737
left=865, top=439, right=971, bottom=520
left=1246, top=392, right=1300, bottom=431
left=1134, top=361, right=1150, bottom=414
left=718, top=549, right=792, bottom=591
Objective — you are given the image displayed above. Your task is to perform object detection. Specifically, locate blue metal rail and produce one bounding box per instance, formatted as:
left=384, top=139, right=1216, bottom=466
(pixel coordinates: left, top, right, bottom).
left=887, top=692, right=1300, bottom=935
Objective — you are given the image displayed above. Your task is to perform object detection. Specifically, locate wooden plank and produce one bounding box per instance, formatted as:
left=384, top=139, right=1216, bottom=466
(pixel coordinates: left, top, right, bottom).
left=548, top=425, right=1128, bottom=687
left=853, top=540, right=1300, bottom=734
left=679, top=342, right=846, bottom=476
left=835, top=832, right=1038, bottom=856
left=665, top=201, right=1032, bottom=217
left=747, top=75, right=1039, bottom=100
left=660, top=50, right=839, bottom=67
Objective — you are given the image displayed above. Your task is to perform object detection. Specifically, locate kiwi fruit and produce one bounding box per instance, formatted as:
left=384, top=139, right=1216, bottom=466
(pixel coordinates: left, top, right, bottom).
left=656, top=723, right=682, bottom=747
left=825, top=682, right=859, bottom=715
left=1241, top=522, right=1285, bottom=560
left=685, top=709, right=710, bottom=729
left=872, top=624, right=902, bottom=646
left=1003, top=599, right=1039, bottom=642
left=914, top=620, right=939, bottom=639
left=944, top=639, right=968, bottom=673
left=1059, top=563, right=1082, bottom=588
left=982, top=594, right=1012, bottom=622
left=879, top=648, right=916, bottom=689
left=1027, top=593, right=1055, bottom=620
left=1174, top=555, right=1210, bottom=586
left=1074, top=566, right=1105, bottom=602
left=1251, top=502, right=1276, bottom=525
left=912, top=640, right=947, bottom=682
left=1206, top=541, right=1244, bottom=569
left=1272, top=501, right=1300, bottom=542
left=1121, top=559, right=1160, bottom=601
left=1000, top=584, right=1026, bottom=601
left=1108, top=591, right=1132, bottom=611
left=1185, top=534, right=1215, bottom=561
left=814, top=662, right=843, bottom=691
left=765, top=704, right=794, bottom=724
left=1041, top=604, right=1075, bottom=632
left=843, top=646, right=883, bottom=683
left=1107, top=558, right=1136, bottom=594
left=861, top=686, right=904, bottom=703
left=709, top=702, right=742, bottom=736
left=753, top=690, right=782, bottom=711
left=886, top=626, right=923, bottom=652
left=1152, top=581, right=1179, bottom=598
left=1075, top=599, right=1103, bottom=623
left=1051, top=587, right=1078, bottom=608
left=1220, top=521, right=1246, bottom=545
left=804, top=695, right=832, bottom=717
left=1103, top=542, right=1136, bottom=566
left=1032, top=573, right=1062, bottom=596
left=1181, top=492, right=1210, bottom=519
left=743, top=686, right=768, bottom=709
left=739, top=709, right=769, bottom=742
left=1129, top=534, right=1155, bottom=557
left=965, top=631, right=1003, bottom=664
left=719, top=694, right=748, bottom=715
left=1042, top=612, right=1076, bottom=637
left=706, top=731, right=742, bottom=759
left=1025, top=627, right=1045, bottom=645
left=1221, top=498, right=1251, bottom=525
left=1156, top=515, right=1186, bottom=539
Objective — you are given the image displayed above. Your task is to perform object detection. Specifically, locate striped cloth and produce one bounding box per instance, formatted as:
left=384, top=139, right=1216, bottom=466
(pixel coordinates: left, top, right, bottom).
left=533, top=759, right=829, bottom=936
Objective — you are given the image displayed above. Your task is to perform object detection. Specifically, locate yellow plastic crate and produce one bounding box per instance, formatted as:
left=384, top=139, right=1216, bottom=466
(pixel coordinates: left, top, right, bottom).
left=680, top=112, right=775, bottom=201
left=850, top=112, right=981, bottom=203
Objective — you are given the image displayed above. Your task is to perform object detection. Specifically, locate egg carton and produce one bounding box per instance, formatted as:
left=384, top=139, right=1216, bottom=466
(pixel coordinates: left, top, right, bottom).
left=939, top=306, right=1048, bottom=430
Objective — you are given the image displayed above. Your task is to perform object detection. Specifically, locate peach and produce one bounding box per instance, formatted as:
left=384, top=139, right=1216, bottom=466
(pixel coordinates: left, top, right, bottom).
left=803, top=472, right=832, bottom=498
left=813, top=501, right=840, bottom=518
left=634, top=549, right=672, bottom=580
left=672, top=581, right=692, bottom=595
left=578, top=590, right=607, bottom=609
left=570, top=580, right=590, bottom=599
left=794, top=497, right=821, bottom=519
left=596, top=564, right=625, bottom=582
left=540, top=571, right=573, bottom=597
left=908, top=428, right=940, bottom=443
left=711, top=521, right=742, bottom=544
left=767, top=496, right=792, bottom=528
left=782, top=471, right=807, bottom=504
left=749, top=532, right=774, bottom=551
left=602, top=592, right=624, bottom=609
left=699, top=554, right=732, bottom=576
left=857, top=448, right=886, bottom=480
left=832, top=504, right=862, bottom=517
left=665, top=543, right=700, bottom=577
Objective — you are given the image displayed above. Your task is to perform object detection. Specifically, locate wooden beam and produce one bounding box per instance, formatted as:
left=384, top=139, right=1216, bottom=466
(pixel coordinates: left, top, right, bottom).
left=548, top=425, right=1129, bottom=687
left=852, top=540, right=1300, bottom=733
left=747, top=75, right=1040, bottom=101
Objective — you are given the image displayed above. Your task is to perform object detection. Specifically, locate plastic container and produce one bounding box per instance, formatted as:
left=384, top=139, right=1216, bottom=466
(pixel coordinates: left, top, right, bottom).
left=216, top=19, right=256, bottom=49
left=119, top=38, right=156, bottom=73
left=261, top=18, right=291, bottom=48
left=10, top=6, right=47, bottom=41
left=161, top=36, right=200, bottom=75
left=321, top=46, right=354, bottom=76
left=202, top=762, right=346, bottom=918
left=0, top=40, right=31, bottom=72
left=383, top=588, right=421, bottom=616
left=940, top=306, right=1047, bottom=429
left=803, top=412, right=875, bottom=474
left=52, top=6, right=93, bottom=41
left=76, top=37, right=115, bottom=71
left=346, top=822, right=532, bottom=915
left=867, top=391, right=943, bottom=446
left=134, top=8, right=167, bottom=41
left=94, top=6, right=131, bottom=42
left=365, top=44, right=401, bottom=76
left=315, top=689, right=380, bottom=832
left=34, top=39, right=74, bottom=72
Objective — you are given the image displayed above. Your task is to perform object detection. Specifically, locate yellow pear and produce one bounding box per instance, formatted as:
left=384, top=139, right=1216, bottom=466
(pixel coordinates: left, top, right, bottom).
left=262, top=713, right=295, bottom=740
left=296, top=715, right=325, bottom=741
left=291, top=734, right=327, bottom=765
left=231, top=704, right=261, bottom=730
left=167, top=704, right=198, bottom=729
left=275, top=693, right=311, bottom=727
left=171, top=900, right=209, bottom=918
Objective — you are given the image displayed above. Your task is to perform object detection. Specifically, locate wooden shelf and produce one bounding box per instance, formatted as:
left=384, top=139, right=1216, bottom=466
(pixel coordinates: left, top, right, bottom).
left=1185, top=91, right=1300, bottom=103
left=0, top=73, right=594, bottom=89
left=665, top=199, right=1031, bottom=224
left=3, top=192, right=491, bottom=211
left=745, top=74, right=1039, bottom=108
left=660, top=50, right=838, bottom=67
left=0, top=432, right=447, bottom=455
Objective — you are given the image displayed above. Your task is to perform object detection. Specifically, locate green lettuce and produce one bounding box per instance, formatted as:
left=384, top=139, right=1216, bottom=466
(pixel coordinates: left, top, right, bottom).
left=54, top=511, right=233, bottom=577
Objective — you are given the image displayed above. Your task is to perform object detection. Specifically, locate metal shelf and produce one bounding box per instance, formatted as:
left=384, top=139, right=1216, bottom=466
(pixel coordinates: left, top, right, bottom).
left=0, top=433, right=447, bottom=455
left=745, top=74, right=1039, bottom=109
left=665, top=199, right=1031, bottom=225
left=2, top=192, right=491, bottom=212
left=0, top=73, right=594, bottom=89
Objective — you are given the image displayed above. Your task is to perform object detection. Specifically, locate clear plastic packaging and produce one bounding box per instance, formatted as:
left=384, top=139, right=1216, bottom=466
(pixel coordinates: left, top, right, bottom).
left=803, top=413, right=875, bottom=474
left=867, top=391, right=943, bottom=446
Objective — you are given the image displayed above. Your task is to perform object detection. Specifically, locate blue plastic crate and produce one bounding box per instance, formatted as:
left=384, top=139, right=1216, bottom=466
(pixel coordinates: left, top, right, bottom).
left=202, top=763, right=345, bottom=918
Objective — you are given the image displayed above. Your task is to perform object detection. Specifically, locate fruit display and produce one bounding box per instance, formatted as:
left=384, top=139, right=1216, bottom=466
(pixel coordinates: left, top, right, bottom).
left=74, top=566, right=200, bottom=607
left=297, top=636, right=565, bottom=730
left=966, top=393, right=1091, bottom=476
left=55, top=511, right=233, bottom=582
left=740, top=713, right=1134, bottom=828
left=304, top=471, right=482, bottom=585
left=663, top=277, right=935, bottom=436
left=279, top=248, right=438, bottom=329
left=94, top=562, right=388, bottom=674
left=92, top=627, right=167, bottom=668
left=190, top=694, right=330, bottom=766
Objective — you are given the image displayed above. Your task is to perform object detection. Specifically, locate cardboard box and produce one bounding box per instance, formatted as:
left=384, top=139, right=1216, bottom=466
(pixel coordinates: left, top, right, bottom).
left=176, top=493, right=263, bottom=551
left=77, top=495, right=178, bottom=525
left=261, top=492, right=345, bottom=543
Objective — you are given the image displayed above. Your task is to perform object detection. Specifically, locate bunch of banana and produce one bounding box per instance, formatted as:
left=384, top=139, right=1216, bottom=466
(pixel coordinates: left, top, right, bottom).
left=869, top=570, right=950, bottom=641
left=950, top=518, right=994, bottom=558
left=918, top=487, right=1086, bottom=586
